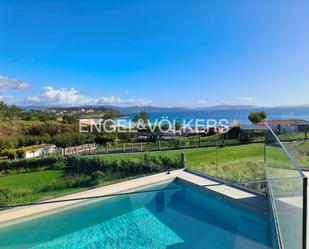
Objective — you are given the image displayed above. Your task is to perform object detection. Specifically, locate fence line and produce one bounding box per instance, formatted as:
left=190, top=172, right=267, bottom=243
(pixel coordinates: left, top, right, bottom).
left=62, top=143, right=97, bottom=156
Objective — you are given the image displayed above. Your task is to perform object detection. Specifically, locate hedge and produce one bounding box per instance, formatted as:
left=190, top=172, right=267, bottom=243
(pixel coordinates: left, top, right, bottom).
left=0, top=156, right=62, bottom=171
left=66, top=154, right=179, bottom=177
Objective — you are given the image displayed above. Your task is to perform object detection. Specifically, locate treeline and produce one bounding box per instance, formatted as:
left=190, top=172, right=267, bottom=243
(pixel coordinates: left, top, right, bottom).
left=0, top=132, right=114, bottom=150
left=0, top=101, right=124, bottom=151
left=0, top=153, right=179, bottom=175
left=0, top=156, right=62, bottom=171
left=0, top=101, right=22, bottom=120
left=0, top=119, right=119, bottom=150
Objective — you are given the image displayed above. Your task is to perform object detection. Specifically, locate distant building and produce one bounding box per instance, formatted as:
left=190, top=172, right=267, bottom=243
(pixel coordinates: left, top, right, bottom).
left=231, top=120, right=240, bottom=127
left=137, top=135, right=149, bottom=141
left=257, top=119, right=309, bottom=134
left=45, top=109, right=56, bottom=113
left=24, top=144, right=61, bottom=159
left=68, top=111, right=77, bottom=116
left=85, top=108, right=94, bottom=113
left=180, top=127, right=205, bottom=136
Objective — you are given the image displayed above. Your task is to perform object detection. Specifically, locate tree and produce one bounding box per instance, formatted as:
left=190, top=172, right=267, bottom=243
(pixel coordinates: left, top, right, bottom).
left=62, top=115, right=78, bottom=124
left=94, top=132, right=117, bottom=144
left=7, top=105, right=22, bottom=120
left=53, top=133, right=95, bottom=148
left=7, top=104, right=22, bottom=136
left=174, top=122, right=182, bottom=131
left=248, top=111, right=267, bottom=125
left=102, top=112, right=112, bottom=120
left=0, top=101, right=22, bottom=120
left=140, top=111, right=150, bottom=121
left=0, top=101, right=8, bottom=120
left=133, top=111, right=150, bottom=123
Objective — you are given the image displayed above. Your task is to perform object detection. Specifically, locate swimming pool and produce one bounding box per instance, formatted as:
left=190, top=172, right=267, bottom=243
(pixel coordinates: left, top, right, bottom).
left=0, top=179, right=274, bottom=249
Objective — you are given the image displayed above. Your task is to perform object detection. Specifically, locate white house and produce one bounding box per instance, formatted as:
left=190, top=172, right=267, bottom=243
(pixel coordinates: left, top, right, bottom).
left=24, top=145, right=62, bottom=159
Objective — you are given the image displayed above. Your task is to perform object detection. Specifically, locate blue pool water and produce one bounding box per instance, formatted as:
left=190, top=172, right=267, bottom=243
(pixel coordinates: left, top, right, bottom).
left=0, top=180, right=274, bottom=249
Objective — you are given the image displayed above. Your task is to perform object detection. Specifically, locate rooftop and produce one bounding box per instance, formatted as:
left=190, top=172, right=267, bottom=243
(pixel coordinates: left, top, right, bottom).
left=257, top=119, right=308, bottom=126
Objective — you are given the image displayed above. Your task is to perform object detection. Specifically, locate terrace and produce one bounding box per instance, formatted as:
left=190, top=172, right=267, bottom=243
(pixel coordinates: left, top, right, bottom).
left=0, top=124, right=307, bottom=249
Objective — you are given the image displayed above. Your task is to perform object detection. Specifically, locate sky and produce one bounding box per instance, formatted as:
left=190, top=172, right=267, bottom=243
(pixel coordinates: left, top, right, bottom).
left=0, top=0, right=308, bottom=107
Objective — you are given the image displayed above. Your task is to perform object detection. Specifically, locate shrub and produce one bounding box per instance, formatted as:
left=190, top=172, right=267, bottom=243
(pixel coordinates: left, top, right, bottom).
left=39, top=174, right=91, bottom=192
left=53, top=133, right=95, bottom=148
left=50, top=161, right=65, bottom=170
left=0, top=149, right=16, bottom=160
left=64, top=174, right=91, bottom=187
left=0, top=156, right=62, bottom=171
left=40, top=179, right=65, bottom=192
left=67, top=154, right=180, bottom=178
left=16, top=148, right=26, bottom=159
left=159, top=156, right=178, bottom=171
left=91, top=171, right=106, bottom=184
left=226, top=126, right=240, bottom=139
left=0, top=137, right=19, bottom=150
left=0, top=188, right=13, bottom=205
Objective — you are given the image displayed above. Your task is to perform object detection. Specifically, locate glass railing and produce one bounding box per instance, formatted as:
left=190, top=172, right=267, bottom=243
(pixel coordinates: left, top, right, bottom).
left=279, top=131, right=309, bottom=169
left=182, top=124, right=307, bottom=249
left=0, top=178, right=274, bottom=249
left=184, top=141, right=266, bottom=192
left=265, top=124, right=307, bottom=249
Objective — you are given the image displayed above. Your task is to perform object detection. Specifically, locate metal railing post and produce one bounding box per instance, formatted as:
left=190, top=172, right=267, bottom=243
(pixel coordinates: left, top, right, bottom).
left=303, top=177, right=308, bottom=249
left=180, top=153, right=185, bottom=169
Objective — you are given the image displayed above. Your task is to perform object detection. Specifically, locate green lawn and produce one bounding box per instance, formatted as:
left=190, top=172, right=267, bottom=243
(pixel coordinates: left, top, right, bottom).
left=0, top=169, right=156, bottom=205
left=0, top=170, right=65, bottom=190
left=95, top=143, right=265, bottom=182
left=0, top=170, right=87, bottom=204
left=0, top=143, right=266, bottom=205
left=95, top=142, right=300, bottom=182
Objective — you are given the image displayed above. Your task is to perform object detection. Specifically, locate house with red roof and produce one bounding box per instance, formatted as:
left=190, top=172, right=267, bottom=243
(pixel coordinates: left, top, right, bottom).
left=257, top=119, right=309, bottom=133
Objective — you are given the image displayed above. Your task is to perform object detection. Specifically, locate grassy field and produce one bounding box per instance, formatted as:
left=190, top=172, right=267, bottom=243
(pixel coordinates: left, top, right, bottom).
left=93, top=143, right=265, bottom=182
left=0, top=170, right=86, bottom=204
left=0, top=143, right=266, bottom=205
left=97, top=142, right=301, bottom=180
left=0, top=169, right=154, bottom=205
left=283, top=140, right=309, bottom=168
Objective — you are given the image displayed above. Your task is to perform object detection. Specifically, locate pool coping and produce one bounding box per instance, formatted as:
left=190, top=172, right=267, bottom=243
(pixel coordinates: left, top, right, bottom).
left=176, top=170, right=269, bottom=215
left=0, top=169, right=269, bottom=228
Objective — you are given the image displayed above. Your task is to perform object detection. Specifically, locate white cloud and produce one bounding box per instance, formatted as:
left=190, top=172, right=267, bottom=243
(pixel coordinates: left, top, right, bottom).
left=27, top=86, right=151, bottom=106
left=97, top=96, right=151, bottom=106
left=234, top=96, right=257, bottom=105
left=0, top=75, right=31, bottom=93
left=196, top=100, right=208, bottom=106
left=0, top=95, right=13, bottom=102
left=28, top=86, right=92, bottom=106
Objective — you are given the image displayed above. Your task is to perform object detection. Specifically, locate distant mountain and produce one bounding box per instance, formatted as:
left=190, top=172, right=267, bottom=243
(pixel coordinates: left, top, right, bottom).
left=196, top=105, right=257, bottom=110
left=112, top=105, right=260, bottom=113
left=20, top=105, right=49, bottom=111
left=110, top=106, right=190, bottom=114
left=19, top=104, right=309, bottom=113
left=20, top=105, right=119, bottom=112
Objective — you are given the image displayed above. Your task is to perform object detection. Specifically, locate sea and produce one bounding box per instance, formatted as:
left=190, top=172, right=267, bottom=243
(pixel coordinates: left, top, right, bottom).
left=125, top=106, right=309, bottom=126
